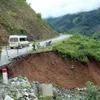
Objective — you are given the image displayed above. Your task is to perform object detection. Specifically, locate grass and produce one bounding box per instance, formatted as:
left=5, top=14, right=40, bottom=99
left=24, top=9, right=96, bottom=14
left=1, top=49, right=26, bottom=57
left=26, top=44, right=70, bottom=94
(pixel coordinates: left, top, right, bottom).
left=32, top=46, right=53, bottom=54
left=31, top=35, right=68, bottom=54
left=0, top=0, right=57, bottom=44
left=53, top=34, right=100, bottom=63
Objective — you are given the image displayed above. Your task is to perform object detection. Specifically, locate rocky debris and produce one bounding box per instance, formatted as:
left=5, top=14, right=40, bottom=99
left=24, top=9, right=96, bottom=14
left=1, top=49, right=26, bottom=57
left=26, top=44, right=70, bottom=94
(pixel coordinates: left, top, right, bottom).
left=53, top=87, right=84, bottom=100
left=0, top=76, right=86, bottom=100
left=4, top=95, right=14, bottom=100
left=0, top=76, right=38, bottom=100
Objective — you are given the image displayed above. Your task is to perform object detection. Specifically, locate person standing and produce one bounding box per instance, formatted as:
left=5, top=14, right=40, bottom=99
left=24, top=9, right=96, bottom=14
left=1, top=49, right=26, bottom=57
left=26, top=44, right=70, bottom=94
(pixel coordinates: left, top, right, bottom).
left=32, top=42, right=36, bottom=50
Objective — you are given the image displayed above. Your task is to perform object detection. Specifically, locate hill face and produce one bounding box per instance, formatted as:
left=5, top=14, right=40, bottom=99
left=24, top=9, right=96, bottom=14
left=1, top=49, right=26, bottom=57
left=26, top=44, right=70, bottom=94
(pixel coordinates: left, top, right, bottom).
left=46, top=8, right=100, bottom=37
left=7, top=51, right=100, bottom=88
left=0, top=0, right=57, bottom=44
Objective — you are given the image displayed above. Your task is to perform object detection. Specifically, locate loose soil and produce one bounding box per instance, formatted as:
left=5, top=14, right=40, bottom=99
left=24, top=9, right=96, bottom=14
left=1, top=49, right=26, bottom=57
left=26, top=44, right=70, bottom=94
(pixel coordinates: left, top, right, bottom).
left=7, top=51, right=100, bottom=88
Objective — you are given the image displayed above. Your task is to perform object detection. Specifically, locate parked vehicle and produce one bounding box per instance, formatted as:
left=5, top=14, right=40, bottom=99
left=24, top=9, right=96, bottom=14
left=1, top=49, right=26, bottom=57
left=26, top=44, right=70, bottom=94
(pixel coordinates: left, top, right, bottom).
left=9, top=35, right=30, bottom=49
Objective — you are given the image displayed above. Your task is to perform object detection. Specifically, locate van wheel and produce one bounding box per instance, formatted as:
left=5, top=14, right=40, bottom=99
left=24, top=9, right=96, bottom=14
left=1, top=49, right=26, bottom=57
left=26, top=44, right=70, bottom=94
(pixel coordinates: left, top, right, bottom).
left=10, top=47, right=13, bottom=49
left=27, top=44, right=29, bottom=47
left=20, top=45, right=23, bottom=49
left=17, top=45, right=22, bottom=49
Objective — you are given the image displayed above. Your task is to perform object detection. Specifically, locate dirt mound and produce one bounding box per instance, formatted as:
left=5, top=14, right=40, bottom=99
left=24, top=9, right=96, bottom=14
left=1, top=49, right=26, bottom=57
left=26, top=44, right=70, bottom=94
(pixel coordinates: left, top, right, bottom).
left=7, top=51, right=100, bottom=88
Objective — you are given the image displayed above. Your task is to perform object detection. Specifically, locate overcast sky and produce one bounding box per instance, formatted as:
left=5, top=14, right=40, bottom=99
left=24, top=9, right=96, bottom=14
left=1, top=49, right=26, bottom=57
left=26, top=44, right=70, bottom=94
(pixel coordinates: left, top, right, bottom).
left=26, top=0, right=100, bottom=18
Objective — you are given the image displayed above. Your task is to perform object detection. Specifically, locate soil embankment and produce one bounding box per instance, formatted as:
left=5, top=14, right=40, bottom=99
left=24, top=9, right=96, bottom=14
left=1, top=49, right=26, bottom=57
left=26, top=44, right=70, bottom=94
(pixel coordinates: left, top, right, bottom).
left=7, top=51, right=100, bottom=88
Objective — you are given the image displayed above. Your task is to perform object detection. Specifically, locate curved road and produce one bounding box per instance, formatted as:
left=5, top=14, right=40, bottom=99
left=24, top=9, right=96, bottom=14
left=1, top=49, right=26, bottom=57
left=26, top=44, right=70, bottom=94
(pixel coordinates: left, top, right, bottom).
left=0, top=35, right=71, bottom=67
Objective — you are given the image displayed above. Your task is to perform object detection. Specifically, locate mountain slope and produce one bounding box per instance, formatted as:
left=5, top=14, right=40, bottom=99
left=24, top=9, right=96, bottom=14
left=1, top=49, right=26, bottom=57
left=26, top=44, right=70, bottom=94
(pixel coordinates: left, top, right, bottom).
left=0, top=0, right=57, bottom=44
left=46, top=8, right=100, bottom=36
left=7, top=51, right=100, bottom=88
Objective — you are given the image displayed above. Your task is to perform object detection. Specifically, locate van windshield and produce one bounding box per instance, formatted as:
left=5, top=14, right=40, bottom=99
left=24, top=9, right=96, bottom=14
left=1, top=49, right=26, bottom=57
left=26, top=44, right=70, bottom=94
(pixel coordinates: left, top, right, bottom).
left=20, top=38, right=27, bottom=41
left=10, top=38, right=18, bottom=42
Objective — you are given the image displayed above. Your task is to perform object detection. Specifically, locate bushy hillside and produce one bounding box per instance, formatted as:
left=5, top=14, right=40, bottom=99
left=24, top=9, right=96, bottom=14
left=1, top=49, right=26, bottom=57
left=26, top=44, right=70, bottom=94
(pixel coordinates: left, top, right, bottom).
left=0, top=0, right=57, bottom=44
left=53, top=34, right=100, bottom=63
left=46, top=8, right=100, bottom=37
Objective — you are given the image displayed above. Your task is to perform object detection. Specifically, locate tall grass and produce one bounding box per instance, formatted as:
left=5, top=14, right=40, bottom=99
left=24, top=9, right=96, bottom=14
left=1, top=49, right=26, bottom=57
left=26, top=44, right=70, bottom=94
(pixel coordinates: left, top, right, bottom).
left=53, top=34, right=100, bottom=63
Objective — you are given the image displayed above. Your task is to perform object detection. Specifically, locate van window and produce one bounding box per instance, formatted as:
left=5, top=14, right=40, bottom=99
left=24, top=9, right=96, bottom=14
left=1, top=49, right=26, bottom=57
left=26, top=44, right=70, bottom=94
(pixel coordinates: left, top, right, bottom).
left=10, top=38, right=18, bottom=42
left=20, top=38, right=27, bottom=41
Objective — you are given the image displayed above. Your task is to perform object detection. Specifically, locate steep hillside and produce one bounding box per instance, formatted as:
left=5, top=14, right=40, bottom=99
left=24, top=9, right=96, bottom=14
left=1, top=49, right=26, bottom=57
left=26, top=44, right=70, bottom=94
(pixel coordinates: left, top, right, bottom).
left=7, top=51, right=100, bottom=88
left=0, top=0, right=57, bottom=44
left=6, top=35, right=100, bottom=88
left=46, top=8, right=100, bottom=37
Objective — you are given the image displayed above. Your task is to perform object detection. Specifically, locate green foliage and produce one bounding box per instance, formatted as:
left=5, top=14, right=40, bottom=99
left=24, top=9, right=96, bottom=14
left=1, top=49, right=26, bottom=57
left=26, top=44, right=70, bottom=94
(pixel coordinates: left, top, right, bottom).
left=16, top=0, right=26, bottom=3
left=73, top=17, right=81, bottom=24
left=53, top=34, right=100, bottom=63
left=85, top=82, right=100, bottom=100
left=37, top=13, right=42, bottom=19
left=0, top=0, right=57, bottom=44
left=1, top=22, right=26, bottom=35
left=92, top=32, right=100, bottom=40
left=18, top=75, right=23, bottom=81
left=7, top=10, right=17, bottom=17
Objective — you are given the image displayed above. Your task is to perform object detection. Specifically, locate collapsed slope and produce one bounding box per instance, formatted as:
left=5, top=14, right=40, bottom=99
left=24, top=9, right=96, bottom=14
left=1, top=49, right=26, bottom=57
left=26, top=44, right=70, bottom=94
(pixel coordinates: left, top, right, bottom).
left=0, top=0, right=57, bottom=44
left=7, top=51, right=100, bottom=89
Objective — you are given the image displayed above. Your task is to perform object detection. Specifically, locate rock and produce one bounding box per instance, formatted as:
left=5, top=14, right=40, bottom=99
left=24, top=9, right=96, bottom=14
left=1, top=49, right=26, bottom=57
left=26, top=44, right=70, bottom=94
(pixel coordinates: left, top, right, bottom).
left=24, top=92, right=29, bottom=96
left=29, top=93, right=36, bottom=97
left=0, top=76, right=85, bottom=100
left=0, top=77, right=38, bottom=100
left=17, top=92, right=23, bottom=99
left=40, top=84, right=53, bottom=97
left=34, top=98, right=38, bottom=100
left=4, top=95, right=14, bottom=100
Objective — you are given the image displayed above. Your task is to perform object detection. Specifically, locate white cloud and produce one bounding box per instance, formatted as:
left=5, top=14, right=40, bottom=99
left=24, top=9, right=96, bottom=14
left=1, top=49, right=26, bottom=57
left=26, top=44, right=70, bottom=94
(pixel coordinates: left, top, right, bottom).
left=26, top=0, right=100, bottom=18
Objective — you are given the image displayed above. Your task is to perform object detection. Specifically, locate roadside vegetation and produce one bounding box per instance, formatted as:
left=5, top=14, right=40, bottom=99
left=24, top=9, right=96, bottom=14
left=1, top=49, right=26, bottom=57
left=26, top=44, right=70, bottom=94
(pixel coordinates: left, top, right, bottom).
left=84, top=82, right=100, bottom=100
left=32, top=46, right=52, bottom=54
left=53, top=34, right=100, bottom=63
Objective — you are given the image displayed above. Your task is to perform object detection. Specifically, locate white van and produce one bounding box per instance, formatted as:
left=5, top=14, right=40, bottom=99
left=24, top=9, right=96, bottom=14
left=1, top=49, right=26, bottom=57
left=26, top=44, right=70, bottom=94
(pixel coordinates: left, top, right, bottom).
left=9, top=35, right=30, bottom=49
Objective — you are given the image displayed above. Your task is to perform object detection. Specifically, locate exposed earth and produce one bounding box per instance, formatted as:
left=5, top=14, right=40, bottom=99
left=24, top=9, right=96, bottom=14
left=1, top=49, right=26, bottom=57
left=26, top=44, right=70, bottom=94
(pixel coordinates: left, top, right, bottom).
left=6, top=51, right=100, bottom=89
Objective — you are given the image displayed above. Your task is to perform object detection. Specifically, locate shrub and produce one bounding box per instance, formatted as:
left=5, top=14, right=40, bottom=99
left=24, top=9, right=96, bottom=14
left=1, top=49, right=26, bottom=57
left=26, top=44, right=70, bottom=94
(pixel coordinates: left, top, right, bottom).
left=8, top=10, right=17, bottom=17
left=85, top=82, right=100, bottom=100
left=53, top=34, right=100, bottom=63
left=16, top=0, right=26, bottom=3
left=37, top=13, right=42, bottom=19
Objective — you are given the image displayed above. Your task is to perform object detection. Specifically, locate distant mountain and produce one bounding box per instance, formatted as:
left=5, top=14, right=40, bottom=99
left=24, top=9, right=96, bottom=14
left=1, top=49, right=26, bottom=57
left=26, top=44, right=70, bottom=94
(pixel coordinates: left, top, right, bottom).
left=0, top=0, right=57, bottom=44
left=46, top=8, right=100, bottom=37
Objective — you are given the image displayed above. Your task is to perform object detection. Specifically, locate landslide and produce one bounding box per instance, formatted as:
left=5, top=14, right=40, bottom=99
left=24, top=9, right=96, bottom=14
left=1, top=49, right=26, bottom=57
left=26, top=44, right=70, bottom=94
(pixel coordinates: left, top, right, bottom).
left=7, top=51, right=100, bottom=89
left=0, top=0, right=57, bottom=44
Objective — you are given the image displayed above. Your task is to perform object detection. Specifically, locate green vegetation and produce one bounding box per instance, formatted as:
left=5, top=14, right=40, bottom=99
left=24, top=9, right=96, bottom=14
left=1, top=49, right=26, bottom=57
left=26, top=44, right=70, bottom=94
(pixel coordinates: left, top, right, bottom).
left=16, top=0, right=26, bottom=2
left=92, top=32, right=100, bottom=40
left=53, top=34, right=100, bottom=63
left=0, top=0, right=57, bottom=44
left=46, top=8, right=100, bottom=39
left=7, top=10, right=17, bottom=17
left=85, top=82, right=100, bottom=100
left=32, top=46, right=52, bottom=54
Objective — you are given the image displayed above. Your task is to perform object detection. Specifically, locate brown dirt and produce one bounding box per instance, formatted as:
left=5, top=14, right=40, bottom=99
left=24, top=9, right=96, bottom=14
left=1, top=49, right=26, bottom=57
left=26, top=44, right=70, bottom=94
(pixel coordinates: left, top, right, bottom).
left=7, top=51, right=100, bottom=89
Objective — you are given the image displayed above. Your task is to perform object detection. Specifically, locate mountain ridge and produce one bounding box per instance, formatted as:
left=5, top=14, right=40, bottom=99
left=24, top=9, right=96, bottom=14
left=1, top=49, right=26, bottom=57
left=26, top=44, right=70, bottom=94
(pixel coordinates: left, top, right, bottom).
left=46, top=8, right=100, bottom=39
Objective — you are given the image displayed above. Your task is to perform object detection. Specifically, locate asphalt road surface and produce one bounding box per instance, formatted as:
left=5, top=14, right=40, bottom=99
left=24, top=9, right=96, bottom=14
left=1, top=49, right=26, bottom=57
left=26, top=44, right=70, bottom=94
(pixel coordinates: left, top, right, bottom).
left=0, top=34, right=71, bottom=66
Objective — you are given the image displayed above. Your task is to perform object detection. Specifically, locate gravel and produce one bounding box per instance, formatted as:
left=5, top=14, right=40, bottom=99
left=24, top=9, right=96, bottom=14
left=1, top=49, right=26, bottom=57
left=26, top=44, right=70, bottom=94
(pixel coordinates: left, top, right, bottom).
left=0, top=76, right=85, bottom=100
